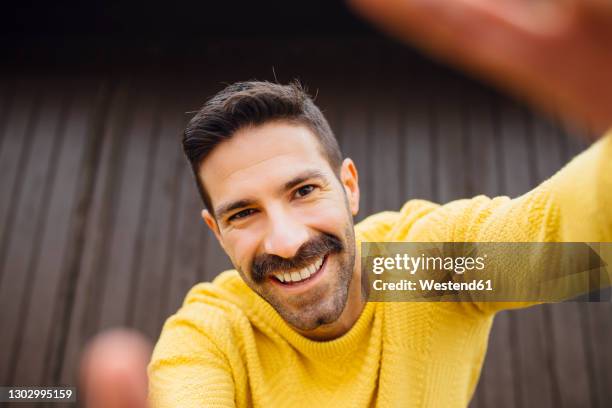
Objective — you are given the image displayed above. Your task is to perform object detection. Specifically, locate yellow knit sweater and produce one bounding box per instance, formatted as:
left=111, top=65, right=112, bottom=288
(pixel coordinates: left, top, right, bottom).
left=148, top=132, right=611, bottom=407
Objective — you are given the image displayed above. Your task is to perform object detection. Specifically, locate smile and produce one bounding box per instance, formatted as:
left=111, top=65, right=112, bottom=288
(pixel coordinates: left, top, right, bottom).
left=271, top=254, right=327, bottom=284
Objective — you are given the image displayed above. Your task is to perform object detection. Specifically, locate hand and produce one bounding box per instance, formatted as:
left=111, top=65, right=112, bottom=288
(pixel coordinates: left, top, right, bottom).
left=348, top=0, right=612, bottom=135
left=80, top=328, right=152, bottom=408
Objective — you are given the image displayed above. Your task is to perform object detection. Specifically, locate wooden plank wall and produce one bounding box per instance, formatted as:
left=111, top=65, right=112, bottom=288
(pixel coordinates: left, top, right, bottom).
left=0, top=40, right=610, bottom=407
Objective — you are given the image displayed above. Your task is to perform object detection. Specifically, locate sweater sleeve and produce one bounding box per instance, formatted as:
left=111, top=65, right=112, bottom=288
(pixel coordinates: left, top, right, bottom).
left=480, top=130, right=612, bottom=313
left=478, top=130, right=612, bottom=243
left=148, top=309, right=236, bottom=408
left=404, top=130, right=612, bottom=315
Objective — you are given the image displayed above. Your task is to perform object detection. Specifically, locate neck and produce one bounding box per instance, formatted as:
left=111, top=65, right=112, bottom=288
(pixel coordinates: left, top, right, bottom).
left=295, top=248, right=365, bottom=341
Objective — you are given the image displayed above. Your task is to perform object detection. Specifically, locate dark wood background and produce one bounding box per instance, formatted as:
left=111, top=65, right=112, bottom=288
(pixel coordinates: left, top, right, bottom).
left=0, top=36, right=611, bottom=407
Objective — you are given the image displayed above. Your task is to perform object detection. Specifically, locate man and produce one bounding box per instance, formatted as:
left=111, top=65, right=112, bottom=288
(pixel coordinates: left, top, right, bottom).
left=147, top=84, right=612, bottom=407
left=81, top=0, right=612, bottom=407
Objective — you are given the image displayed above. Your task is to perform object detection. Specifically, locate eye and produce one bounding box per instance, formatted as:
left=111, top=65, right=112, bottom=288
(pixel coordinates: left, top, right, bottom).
left=294, top=184, right=316, bottom=198
left=228, top=208, right=257, bottom=222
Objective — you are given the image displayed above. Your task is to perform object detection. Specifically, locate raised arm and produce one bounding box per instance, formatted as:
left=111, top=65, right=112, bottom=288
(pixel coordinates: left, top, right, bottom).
left=395, top=130, right=612, bottom=313
left=349, top=0, right=612, bottom=135
left=350, top=0, right=612, bottom=314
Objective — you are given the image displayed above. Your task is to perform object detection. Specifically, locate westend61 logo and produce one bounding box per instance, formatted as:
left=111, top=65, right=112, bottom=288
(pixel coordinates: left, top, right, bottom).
left=361, top=242, right=612, bottom=303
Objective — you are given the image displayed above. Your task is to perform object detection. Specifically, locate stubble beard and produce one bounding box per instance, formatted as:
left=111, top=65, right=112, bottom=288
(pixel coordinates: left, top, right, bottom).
left=245, top=220, right=357, bottom=332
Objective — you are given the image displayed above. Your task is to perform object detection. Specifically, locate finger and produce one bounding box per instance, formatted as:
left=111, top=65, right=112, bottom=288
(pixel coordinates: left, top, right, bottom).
left=80, top=328, right=152, bottom=408
left=347, top=0, right=569, bottom=124
left=579, top=0, right=612, bottom=18
left=572, top=0, right=612, bottom=37
left=349, top=0, right=612, bottom=133
left=348, top=0, right=567, bottom=39
left=347, top=0, right=561, bottom=77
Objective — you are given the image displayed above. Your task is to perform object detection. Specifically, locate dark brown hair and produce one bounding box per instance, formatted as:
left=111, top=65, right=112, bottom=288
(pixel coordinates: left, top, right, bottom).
left=182, top=80, right=343, bottom=215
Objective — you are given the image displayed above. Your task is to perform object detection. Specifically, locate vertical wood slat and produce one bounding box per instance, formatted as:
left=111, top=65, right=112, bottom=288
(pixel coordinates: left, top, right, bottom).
left=95, top=80, right=161, bottom=332
left=342, top=97, right=370, bottom=223
left=8, top=82, right=92, bottom=384
left=0, top=77, right=44, bottom=385
left=514, top=111, right=559, bottom=408
left=0, top=78, right=40, bottom=285
left=584, top=302, right=612, bottom=408
left=464, top=87, right=516, bottom=408
left=401, top=70, right=435, bottom=203
left=370, top=47, right=402, bottom=214
left=497, top=98, right=559, bottom=408
left=90, top=78, right=142, bottom=333
left=463, top=87, right=499, bottom=199
left=434, top=74, right=469, bottom=204
left=576, top=110, right=612, bottom=408
left=531, top=115, right=593, bottom=407
left=33, top=78, right=108, bottom=387
left=160, top=78, right=208, bottom=324
left=555, top=129, right=612, bottom=407
left=57, top=78, right=130, bottom=385
left=130, top=84, right=185, bottom=340
left=7, top=80, right=69, bottom=386
left=339, top=47, right=371, bottom=223
left=0, top=79, right=16, bottom=148
left=163, top=160, right=204, bottom=317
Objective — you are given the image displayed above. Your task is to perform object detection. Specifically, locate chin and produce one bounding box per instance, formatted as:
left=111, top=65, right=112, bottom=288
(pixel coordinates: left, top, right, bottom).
left=278, top=285, right=349, bottom=332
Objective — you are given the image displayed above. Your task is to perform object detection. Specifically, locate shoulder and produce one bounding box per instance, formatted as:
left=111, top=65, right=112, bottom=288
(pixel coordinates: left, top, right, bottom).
left=394, top=195, right=512, bottom=241
left=159, top=270, right=252, bottom=348
left=355, top=199, right=441, bottom=242
left=356, top=196, right=513, bottom=242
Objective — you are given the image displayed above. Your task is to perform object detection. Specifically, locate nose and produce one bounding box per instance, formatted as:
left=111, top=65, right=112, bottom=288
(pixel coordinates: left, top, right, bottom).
left=263, top=206, right=309, bottom=259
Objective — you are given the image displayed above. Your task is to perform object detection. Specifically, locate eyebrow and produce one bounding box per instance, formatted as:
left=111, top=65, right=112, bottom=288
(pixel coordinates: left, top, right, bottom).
left=282, top=169, right=327, bottom=192
left=215, top=199, right=257, bottom=221
left=214, top=169, right=329, bottom=220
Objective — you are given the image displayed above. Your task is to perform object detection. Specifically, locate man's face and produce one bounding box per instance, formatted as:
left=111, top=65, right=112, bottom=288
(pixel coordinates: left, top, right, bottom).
left=200, top=121, right=360, bottom=331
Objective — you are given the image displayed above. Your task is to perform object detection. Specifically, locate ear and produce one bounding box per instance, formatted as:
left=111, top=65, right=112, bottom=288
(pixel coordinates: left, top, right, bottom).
left=340, top=158, right=360, bottom=216
left=202, top=209, right=225, bottom=250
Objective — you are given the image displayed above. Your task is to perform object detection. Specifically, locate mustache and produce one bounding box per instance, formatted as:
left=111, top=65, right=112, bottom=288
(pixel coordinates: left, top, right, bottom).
left=251, top=233, right=344, bottom=283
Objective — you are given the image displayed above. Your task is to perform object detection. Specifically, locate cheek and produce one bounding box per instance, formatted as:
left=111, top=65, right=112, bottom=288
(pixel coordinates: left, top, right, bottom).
left=224, top=230, right=261, bottom=274
left=300, top=198, right=350, bottom=232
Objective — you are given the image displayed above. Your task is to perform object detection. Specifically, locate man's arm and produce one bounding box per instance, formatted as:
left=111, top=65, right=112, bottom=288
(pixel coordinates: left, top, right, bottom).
left=350, top=0, right=612, bottom=313
left=396, top=130, right=612, bottom=313
left=349, top=0, right=612, bottom=135
left=478, top=131, right=612, bottom=312
left=476, top=131, right=612, bottom=243
left=148, top=308, right=236, bottom=408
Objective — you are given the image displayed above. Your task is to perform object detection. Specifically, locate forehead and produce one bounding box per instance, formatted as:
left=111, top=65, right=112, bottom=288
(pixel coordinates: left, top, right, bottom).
left=200, top=121, right=334, bottom=205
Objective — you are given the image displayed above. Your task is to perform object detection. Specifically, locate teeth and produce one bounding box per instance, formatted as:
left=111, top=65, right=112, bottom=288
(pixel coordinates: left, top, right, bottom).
left=272, top=255, right=325, bottom=284
left=306, top=265, right=316, bottom=276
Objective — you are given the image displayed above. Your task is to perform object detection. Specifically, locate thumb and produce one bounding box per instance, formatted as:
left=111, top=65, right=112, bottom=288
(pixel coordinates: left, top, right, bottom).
left=80, top=328, right=152, bottom=408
